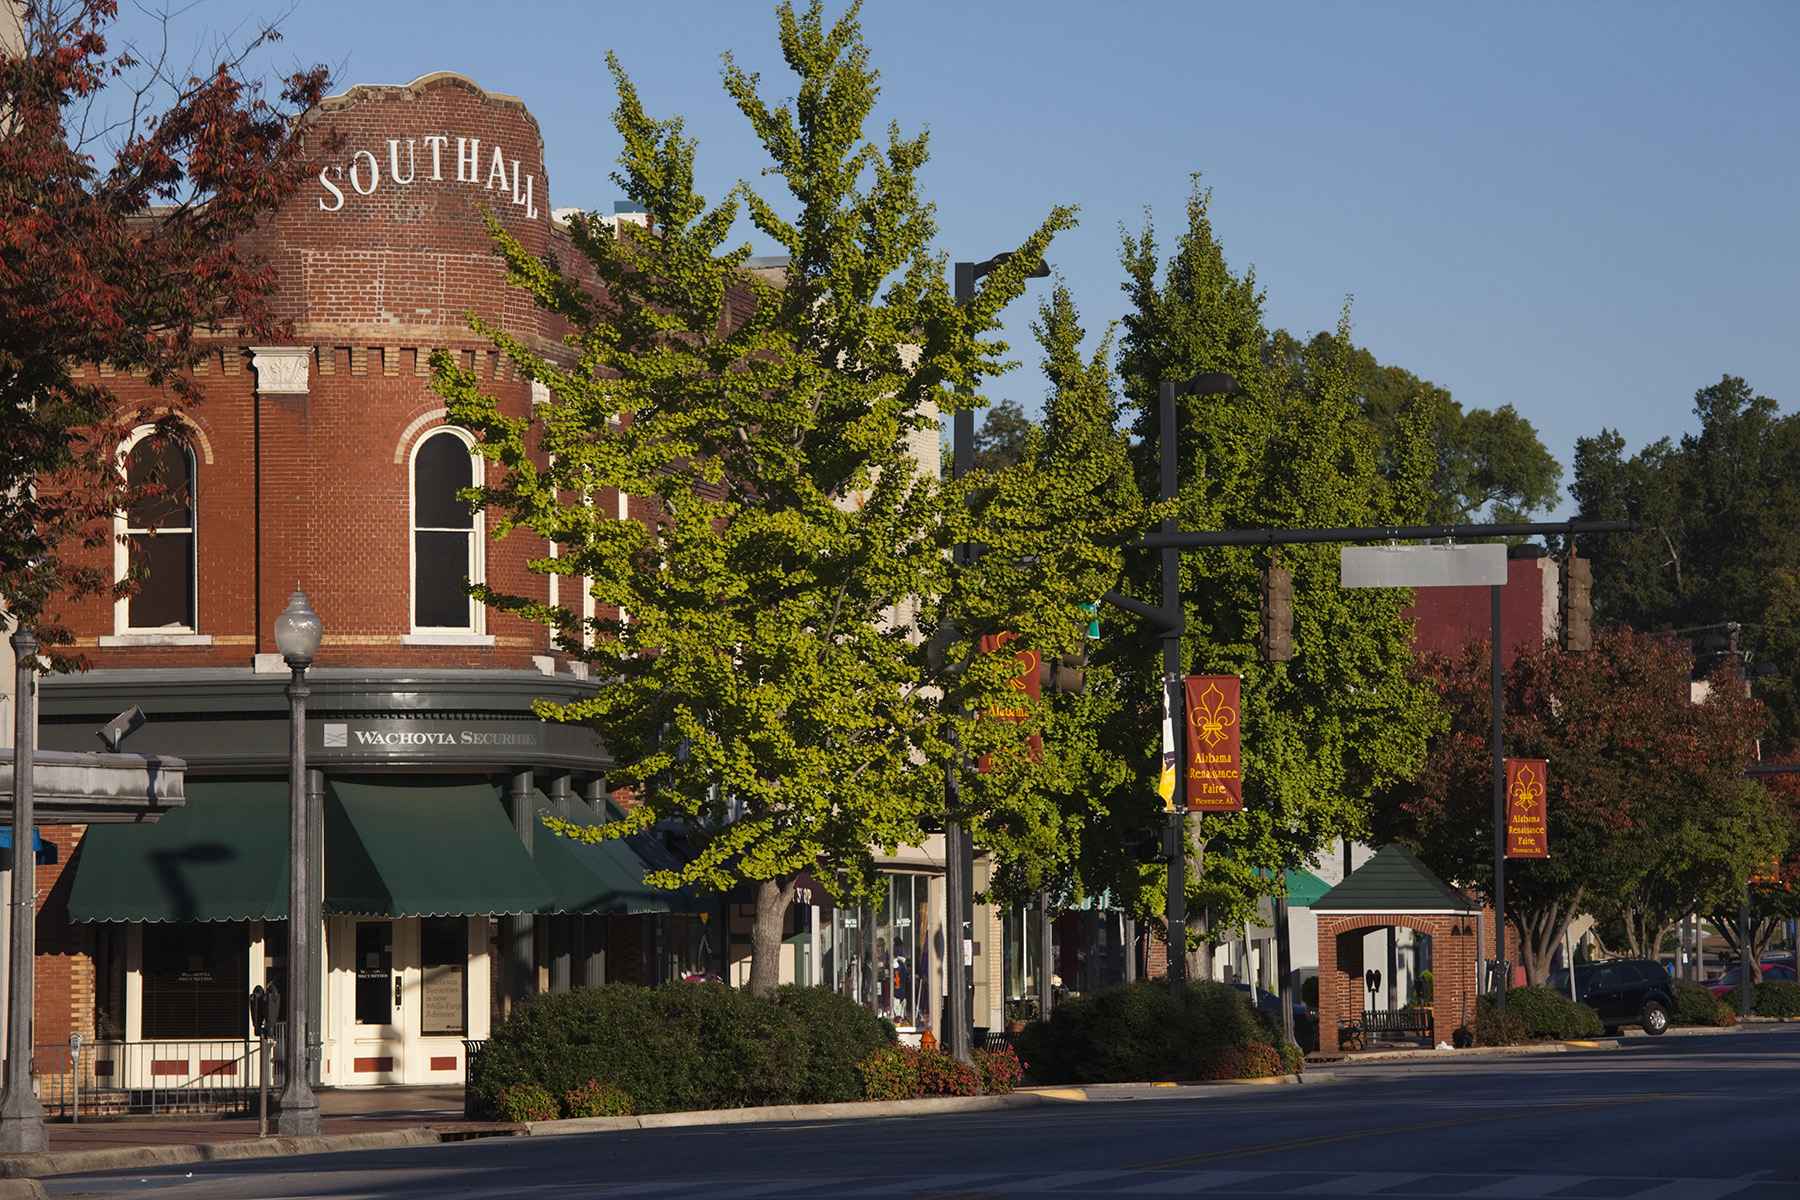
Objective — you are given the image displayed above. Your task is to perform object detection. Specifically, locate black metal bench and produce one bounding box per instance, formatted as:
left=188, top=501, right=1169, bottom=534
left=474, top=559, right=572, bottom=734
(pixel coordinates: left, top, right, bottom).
left=1340, top=1008, right=1432, bottom=1050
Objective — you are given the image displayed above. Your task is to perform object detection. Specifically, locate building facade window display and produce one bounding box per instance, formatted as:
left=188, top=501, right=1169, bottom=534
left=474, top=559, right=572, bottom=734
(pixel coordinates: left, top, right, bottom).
left=141, top=923, right=249, bottom=1041
left=410, top=427, right=483, bottom=632
left=118, top=429, right=197, bottom=632
left=821, top=872, right=934, bottom=1030
left=419, top=916, right=467, bottom=1036
left=1003, top=905, right=1045, bottom=1019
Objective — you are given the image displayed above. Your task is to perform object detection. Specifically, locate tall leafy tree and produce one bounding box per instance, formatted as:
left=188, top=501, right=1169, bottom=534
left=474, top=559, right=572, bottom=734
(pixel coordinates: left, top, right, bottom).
left=1382, top=629, right=1769, bottom=983
left=0, top=0, right=327, bottom=642
left=1270, top=331, right=1562, bottom=524
left=439, top=2, right=1081, bottom=994
left=1573, top=376, right=1800, bottom=749
left=1114, top=180, right=1440, bottom=975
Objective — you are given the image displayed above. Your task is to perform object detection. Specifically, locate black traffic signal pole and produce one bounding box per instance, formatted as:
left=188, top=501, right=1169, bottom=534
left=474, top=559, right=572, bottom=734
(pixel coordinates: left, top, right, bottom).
left=1106, top=415, right=1631, bottom=1001
left=946, top=253, right=1049, bottom=1060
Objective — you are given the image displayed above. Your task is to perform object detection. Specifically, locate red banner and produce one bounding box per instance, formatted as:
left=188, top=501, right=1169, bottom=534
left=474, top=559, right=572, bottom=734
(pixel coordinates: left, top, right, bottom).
left=1504, top=757, right=1549, bottom=859
left=1184, top=675, right=1242, bottom=812
left=977, top=633, right=1043, bottom=772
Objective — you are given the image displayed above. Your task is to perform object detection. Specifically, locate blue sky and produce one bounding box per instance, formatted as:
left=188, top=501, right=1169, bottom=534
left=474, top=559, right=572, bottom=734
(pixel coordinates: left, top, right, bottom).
left=123, top=1, right=1798, bottom=514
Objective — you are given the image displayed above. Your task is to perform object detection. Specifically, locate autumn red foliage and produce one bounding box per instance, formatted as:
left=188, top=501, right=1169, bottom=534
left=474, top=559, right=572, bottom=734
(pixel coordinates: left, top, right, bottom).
left=0, top=1, right=327, bottom=641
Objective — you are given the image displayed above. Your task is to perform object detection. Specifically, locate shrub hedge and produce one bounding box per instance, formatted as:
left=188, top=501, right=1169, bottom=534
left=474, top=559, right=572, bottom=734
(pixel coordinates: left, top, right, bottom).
left=469, top=983, right=895, bottom=1118
left=856, top=1045, right=993, bottom=1100
left=1015, top=981, right=1297, bottom=1084
left=1672, top=980, right=1737, bottom=1028
left=1753, top=979, right=1800, bottom=1018
left=1502, top=986, right=1605, bottom=1040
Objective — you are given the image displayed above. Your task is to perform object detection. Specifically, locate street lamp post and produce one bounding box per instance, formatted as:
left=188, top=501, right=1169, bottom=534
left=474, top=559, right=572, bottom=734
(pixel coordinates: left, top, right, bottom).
left=0, top=626, right=46, bottom=1152
left=273, top=590, right=322, bottom=1136
left=1156, top=372, right=1241, bottom=988
left=945, top=252, right=1049, bottom=1063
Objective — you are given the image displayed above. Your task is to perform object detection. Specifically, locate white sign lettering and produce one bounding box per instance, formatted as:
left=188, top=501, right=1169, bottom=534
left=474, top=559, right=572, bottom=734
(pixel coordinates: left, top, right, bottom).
left=317, top=131, right=540, bottom=218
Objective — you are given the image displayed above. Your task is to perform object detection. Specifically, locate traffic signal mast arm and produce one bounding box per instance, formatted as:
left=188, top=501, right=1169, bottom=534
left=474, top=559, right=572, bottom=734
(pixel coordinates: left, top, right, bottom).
left=1141, top=518, right=1634, bottom=550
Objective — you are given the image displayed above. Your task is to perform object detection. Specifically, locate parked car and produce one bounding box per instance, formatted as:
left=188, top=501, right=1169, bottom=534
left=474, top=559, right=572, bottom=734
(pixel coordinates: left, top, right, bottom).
left=1231, top=982, right=1312, bottom=1028
left=1708, top=961, right=1797, bottom=999
left=1548, top=959, right=1674, bottom=1035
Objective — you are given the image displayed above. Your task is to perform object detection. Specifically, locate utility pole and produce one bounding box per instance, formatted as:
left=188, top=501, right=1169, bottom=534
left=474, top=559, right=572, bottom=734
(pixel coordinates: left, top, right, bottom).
left=945, top=252, right=1048, bottom=1060
left=1490, top=583, right=1508, bottom=1006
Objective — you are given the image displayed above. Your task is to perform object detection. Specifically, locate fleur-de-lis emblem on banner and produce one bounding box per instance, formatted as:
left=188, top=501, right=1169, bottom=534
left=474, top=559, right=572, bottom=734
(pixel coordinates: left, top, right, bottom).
left=1194, top=682, right=1238, bottom=749
left=1510, top=764, right=1542, bottom=812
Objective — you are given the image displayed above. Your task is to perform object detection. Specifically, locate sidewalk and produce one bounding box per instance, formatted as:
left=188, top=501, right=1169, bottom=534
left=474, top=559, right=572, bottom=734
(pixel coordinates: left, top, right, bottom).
left=36, top=1085, right=465, bottom=1153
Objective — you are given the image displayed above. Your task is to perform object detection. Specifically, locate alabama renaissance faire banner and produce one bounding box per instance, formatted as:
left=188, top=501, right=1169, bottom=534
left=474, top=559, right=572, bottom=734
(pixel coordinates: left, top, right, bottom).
left=1184, top=675, right=1243, bottom=813
left=1505, top=757, right=1549, bottom=858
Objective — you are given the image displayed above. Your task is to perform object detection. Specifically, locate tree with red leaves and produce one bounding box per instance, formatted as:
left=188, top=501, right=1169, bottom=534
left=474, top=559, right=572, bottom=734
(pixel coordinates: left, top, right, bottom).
left=0, top=1, right=326, bottom=644
left=1379, top=628, right=1773, bottom=984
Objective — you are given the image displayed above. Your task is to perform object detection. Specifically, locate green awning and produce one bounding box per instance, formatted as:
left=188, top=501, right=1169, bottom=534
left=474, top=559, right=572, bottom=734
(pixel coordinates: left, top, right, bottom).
left=532, top=796, right=683, bottom=916
left=326, top=778, right=553, bottom=917
left=1283, top=869, right=1332, bottom=908
left=69, top=779, right=290, bottom=923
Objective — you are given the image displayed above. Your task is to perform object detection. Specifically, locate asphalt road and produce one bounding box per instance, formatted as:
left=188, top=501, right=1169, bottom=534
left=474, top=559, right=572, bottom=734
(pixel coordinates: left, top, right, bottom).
left=50, top=1026, right=1800, bottom=1199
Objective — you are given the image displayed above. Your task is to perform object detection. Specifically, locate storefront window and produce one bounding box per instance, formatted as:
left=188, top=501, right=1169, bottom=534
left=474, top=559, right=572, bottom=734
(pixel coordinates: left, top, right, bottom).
left=354, top=922, right=393, bottom=1026
left=141, top=923, right=249, bottom=1040
left=420, top=917, right=466, bottom=1036
left=820, top=872, right=934, bottom=1030
left=1003, top=906, right=1045, bottom=1020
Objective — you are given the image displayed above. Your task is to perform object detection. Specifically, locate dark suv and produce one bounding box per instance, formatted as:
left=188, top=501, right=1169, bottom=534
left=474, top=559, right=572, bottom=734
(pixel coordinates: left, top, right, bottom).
left=1548, top=959, right=1674, bottom=1036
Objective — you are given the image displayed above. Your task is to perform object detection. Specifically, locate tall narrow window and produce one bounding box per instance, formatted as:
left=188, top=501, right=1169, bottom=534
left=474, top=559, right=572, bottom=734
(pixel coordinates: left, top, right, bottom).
left=122, top=431, right=197, bottom=631
left=411, top=428, right=481, bottom=631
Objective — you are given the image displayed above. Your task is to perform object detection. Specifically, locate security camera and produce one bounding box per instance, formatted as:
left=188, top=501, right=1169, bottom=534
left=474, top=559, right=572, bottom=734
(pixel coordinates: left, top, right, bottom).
left=97, top=705, right=146, bottom=753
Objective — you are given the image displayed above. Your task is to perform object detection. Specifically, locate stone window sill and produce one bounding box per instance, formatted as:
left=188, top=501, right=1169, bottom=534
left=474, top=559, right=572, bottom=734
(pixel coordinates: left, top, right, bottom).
left=100, top=633, right=214, bottom=648
left=402, top=632, right=495, bottom=647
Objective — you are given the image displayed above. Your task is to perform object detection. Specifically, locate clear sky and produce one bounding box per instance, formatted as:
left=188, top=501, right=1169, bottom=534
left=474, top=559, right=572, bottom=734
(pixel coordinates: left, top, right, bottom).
left=120, top=1, right=1799, bottom=513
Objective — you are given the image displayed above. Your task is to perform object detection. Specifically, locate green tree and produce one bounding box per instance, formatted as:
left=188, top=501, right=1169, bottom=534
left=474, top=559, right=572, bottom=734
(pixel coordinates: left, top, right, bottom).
left=973, top=399, right=1036, bottom=471
left=437, top=1, right=1079, bottom=994
left=1270, top=331, right=1562, bottom=524
left=1113, top=180, right=1441, bottom=975
left=1572, top=376, right=1800, bottom=749
left=1382, top=630, right=1769, bottom=983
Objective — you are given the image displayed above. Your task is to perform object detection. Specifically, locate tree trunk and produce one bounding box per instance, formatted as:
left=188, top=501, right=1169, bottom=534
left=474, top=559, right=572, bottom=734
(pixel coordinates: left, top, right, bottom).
left=747, top=878, right=796, bottom=997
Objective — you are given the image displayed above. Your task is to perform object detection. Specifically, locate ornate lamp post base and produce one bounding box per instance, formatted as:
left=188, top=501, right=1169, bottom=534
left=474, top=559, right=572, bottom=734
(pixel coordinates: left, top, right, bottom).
left=273, top=1090, right=320, bottom=1137
left=0, top=1093, right=48, bottom=1152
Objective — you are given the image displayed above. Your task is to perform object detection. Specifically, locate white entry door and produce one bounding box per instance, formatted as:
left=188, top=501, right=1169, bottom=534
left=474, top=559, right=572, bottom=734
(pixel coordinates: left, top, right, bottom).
left=346, top=918, right=405, bottom=1084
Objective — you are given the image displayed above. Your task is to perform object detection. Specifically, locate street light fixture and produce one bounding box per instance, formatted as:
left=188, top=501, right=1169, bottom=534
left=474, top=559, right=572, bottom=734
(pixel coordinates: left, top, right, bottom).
left=944, top=251, right=1051, bottom=1065
left=273, top=590, right=321, bottom=1136
left=0, top=625, right=46, bottom=1151
left=1156, top=370, right=1244, bottom=988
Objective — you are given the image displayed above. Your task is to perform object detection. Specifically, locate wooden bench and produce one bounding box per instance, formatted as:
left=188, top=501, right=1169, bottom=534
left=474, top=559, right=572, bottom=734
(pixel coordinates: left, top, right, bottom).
left=1339, top=1007, right=1433, bottom=1050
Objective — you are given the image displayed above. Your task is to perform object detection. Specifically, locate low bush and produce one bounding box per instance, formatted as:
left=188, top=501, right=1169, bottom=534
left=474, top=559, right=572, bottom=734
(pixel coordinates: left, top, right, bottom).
left=915, top=1048, right=981, bottom=1097
left=857, top=1045, right=920, bottom=1102
left=1016, top=981, right=1284, bottom=1084
left=1501, top=986, right=1604, bottom=1040
left=1473, top=996, right=1528, bottom=1046
left=771, top=985, right=895, bottom=1103
left=561, top=1079, right=634, bottom=1118
left=1754, top=980, right=1800, bottom=1018
left=972, top=1045, right=1024, bottom=1095
left=495, top=1082, right=559, bottom=1123
left=1672, top=980, right=1737, bottom=1028
left=471, top=983, right=898, bottom=1118
left=856, top=1045, right=991, bottom=1100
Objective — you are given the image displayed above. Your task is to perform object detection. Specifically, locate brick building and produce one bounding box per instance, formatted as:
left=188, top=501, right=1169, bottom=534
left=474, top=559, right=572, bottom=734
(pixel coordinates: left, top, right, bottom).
left=18, top=71, right=971, bottom=1098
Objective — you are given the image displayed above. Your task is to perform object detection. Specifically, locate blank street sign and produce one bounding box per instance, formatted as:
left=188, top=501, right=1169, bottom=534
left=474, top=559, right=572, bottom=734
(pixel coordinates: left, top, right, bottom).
left=1340, top=543, right=1507, bottom=589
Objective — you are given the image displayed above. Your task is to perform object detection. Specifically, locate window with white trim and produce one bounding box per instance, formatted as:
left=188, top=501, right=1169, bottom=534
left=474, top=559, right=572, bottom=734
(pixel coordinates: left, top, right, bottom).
left=117, top=429, right=197, bottom=632
left=410, top=428, right=484, bottom=632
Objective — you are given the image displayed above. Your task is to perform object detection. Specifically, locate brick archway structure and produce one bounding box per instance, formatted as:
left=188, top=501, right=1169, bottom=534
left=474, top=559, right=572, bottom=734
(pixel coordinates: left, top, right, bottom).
left=1317, top=913, right=1479, bottom=1053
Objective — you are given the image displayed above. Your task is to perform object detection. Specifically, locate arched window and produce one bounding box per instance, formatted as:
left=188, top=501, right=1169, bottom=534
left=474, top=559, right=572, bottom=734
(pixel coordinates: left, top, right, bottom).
left=410, top=428, right=482, bottom=632
left=119, top=430, right=197, bottom=632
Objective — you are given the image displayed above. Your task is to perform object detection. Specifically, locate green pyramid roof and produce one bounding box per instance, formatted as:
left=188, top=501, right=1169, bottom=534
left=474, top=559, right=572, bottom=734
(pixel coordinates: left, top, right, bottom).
left=1311, top=844, right=1476, bottom=914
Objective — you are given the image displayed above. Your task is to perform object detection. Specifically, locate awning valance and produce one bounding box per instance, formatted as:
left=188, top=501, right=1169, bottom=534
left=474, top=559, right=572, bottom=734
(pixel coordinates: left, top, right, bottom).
left=326, top=777, right=552, bottom=918
left=69, top=779, right=289, bottom=923
left=534, top=793, right=701, bottom=915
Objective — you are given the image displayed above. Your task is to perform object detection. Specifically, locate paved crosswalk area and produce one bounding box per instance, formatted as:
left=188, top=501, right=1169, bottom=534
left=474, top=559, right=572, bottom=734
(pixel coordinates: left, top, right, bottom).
left=573, top=1170, right=1793, bottom=1198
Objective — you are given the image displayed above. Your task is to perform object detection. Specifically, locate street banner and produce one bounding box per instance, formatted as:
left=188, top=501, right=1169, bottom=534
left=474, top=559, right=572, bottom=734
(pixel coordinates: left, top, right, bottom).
left=1505, top=757, right=1549, bottom=858
left=1157, top=676, right=1177, bottom=812
left=977, top=633, right=1043, bottom=772
left=1184, top=675, right=1243, bottom=812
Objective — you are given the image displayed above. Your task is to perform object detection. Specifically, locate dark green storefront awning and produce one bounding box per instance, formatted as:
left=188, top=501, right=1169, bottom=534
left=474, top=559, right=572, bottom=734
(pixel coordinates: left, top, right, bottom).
left=326, top=778, right=553, bottom=917
left=533, top=795, right=690, bottom=915
left=69, top=779, right=290, bottom=923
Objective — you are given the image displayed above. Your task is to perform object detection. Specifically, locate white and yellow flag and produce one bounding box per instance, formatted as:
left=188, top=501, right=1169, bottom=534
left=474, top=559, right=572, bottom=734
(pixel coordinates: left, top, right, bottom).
left=1157, top=675, right=1177, bottom=811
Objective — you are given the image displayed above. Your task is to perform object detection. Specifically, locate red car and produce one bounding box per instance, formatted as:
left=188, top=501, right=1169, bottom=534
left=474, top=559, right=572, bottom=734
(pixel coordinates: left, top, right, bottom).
left=1708, top=961, right=1797, bottom=998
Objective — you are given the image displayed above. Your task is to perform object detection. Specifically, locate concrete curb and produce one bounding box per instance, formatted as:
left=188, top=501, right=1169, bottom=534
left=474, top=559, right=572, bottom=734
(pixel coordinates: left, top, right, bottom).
left=0, top=1181, right=44, bottom=1200
left=0, top=1128, right=439, bottom=1180
left=526, top=1090, right=1073, bottom=1136
left=1313, top=1038, right=1628, bottom=1065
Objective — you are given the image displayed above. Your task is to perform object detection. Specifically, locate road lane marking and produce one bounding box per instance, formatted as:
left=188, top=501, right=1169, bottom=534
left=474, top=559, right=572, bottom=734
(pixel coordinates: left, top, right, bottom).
left=1459, top=1175, right=1592, bottom=1197
left=1128, top=1092, right=1687, bottom=1171
left=1115, top=1171, right=1268, bottom=1194
left=832, top=1174, right=1005, bottom=1195
left=1627, top=1182, right=1756, bottom=1199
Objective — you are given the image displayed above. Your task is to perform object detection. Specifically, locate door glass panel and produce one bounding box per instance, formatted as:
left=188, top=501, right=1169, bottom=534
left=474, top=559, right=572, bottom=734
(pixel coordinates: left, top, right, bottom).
left=419, top=917, right=466, bottom=1036
left=354, top=923, right=393, bottom=1026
